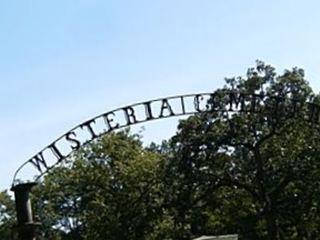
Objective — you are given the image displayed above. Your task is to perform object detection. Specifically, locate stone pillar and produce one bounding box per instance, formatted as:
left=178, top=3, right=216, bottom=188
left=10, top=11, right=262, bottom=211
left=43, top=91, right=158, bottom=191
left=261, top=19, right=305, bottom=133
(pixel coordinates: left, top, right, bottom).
left=11, top=182, right=40, bottom=240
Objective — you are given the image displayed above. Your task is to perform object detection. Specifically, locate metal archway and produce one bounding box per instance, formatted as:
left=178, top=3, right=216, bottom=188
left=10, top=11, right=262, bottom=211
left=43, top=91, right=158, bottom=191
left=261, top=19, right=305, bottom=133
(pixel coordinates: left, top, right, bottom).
left=11, top=91, right=320, bottom=239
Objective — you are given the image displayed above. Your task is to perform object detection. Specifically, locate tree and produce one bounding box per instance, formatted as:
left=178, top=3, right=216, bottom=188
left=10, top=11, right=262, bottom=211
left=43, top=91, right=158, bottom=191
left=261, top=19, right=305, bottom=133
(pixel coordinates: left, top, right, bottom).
left=5, top=61, right=320, bottom=240
left=32, top=130, right=168, bottom=240
left=163, top=61, right=320, bottom=239
left=0, top=191, right=15, bottom=240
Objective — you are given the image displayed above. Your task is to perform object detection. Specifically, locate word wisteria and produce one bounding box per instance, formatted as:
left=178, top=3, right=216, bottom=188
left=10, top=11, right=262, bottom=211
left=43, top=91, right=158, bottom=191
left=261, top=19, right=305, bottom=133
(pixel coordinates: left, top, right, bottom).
left=13, top=91, right=320, bottom=184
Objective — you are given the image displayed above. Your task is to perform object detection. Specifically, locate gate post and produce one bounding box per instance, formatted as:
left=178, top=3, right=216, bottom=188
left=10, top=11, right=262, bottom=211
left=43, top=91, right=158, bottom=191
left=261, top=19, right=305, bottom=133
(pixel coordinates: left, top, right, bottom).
left=11, top=182, right=40, bottom=240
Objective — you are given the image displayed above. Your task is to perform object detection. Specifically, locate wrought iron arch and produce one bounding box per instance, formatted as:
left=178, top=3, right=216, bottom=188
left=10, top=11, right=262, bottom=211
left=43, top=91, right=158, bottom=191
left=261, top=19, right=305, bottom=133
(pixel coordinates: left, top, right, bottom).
left=10, top=90, right=320, bottom=239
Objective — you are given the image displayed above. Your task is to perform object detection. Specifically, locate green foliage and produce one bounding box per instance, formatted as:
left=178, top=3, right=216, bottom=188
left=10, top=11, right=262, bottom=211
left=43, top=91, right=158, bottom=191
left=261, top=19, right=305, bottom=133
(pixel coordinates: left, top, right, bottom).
left=0, top=191, right=15, bottom=240
left=163, top=61, right=320, bottom=239
left=2, top=61, right=320, bottom=239
left=32, top=130, right=167, bottom=240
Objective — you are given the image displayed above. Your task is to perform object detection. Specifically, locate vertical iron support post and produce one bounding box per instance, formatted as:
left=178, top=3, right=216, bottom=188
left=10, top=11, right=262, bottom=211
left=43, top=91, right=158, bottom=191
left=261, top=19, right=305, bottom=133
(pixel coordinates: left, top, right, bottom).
left=11, top=182, right=40, bottom=240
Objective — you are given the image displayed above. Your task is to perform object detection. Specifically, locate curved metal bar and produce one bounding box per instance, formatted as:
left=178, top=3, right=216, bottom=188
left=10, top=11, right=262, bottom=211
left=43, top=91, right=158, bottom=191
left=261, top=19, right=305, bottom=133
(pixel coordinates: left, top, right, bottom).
left=12, top=91, right=320, bottom=186
left=12, top=92, right=214, bottom=186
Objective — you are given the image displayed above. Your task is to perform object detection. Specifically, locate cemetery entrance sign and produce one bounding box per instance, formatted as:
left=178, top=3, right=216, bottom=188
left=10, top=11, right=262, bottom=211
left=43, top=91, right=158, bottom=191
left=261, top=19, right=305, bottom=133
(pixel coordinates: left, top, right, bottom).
left=13, top=92, right=216, bottom=183
left=11, top=90, right=320, bottom=239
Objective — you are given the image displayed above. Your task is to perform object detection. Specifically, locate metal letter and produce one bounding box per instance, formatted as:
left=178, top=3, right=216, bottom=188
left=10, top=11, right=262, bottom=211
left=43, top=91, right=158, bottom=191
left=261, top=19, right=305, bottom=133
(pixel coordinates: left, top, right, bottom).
left=65, top=131, right=81, bottom=150
left=49, top=142, right=65, bottom=163
left=143, top=101, right=154, bottom=120
left=122, top=106, right=139, bottom=125
left=103, top=111, right=120, bottom=131
left=159, top=99, right=175, bottom=117
left=29, top=152, right=48, bottom=173
left=180, top=96, right=186, bottom=114
left=194, top=94, right=206, bottom=112
left=228, top=92, right=246, bottom=112
left=81, top=119, right=98, bottom=140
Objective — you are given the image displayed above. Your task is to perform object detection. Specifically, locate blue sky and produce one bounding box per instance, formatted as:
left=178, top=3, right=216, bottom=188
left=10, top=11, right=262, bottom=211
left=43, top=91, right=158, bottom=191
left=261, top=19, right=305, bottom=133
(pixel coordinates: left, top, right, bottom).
left=1, top=0, right=320, bottom=190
